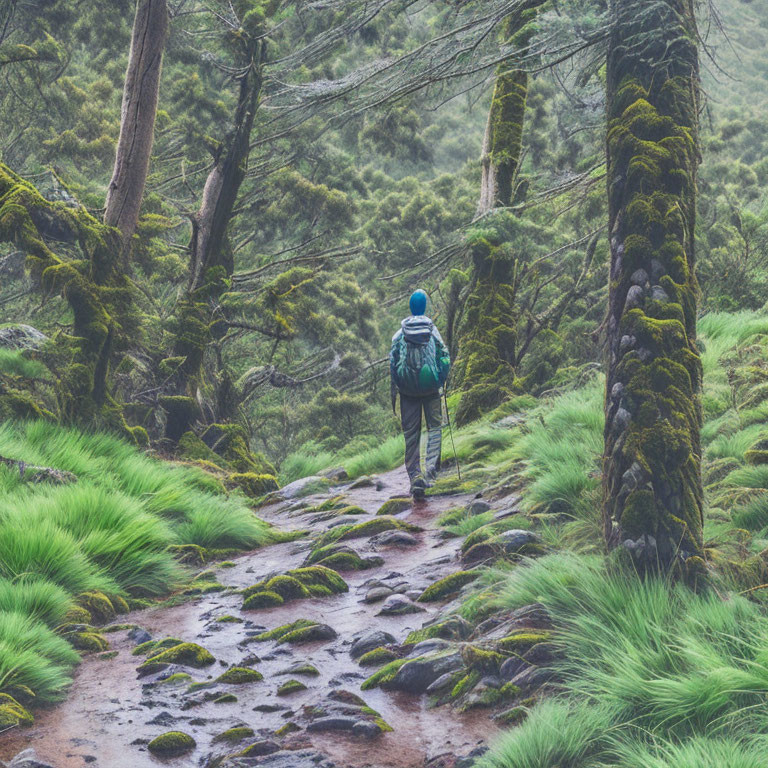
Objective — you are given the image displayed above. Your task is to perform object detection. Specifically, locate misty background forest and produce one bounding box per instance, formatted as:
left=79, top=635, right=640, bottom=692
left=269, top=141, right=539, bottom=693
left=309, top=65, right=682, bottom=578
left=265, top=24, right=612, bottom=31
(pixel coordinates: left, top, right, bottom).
left=3, top=0, right=768, bottom=766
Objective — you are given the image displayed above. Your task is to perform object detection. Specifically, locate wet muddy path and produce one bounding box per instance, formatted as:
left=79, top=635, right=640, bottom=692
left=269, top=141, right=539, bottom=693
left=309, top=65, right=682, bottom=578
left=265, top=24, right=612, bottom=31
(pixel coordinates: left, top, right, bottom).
left=0, top=467, right=503, bottom=768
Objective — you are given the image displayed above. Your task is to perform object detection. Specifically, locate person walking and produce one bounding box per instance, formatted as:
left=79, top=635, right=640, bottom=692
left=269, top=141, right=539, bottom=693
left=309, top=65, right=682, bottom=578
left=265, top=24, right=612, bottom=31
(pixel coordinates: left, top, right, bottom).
left=390, top=289, right=451, bottom=498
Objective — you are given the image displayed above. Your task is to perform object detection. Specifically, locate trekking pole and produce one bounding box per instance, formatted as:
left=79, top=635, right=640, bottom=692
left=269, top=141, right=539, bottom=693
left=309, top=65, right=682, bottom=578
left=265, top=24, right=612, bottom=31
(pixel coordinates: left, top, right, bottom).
left=443, top=389, right=462, bottom=481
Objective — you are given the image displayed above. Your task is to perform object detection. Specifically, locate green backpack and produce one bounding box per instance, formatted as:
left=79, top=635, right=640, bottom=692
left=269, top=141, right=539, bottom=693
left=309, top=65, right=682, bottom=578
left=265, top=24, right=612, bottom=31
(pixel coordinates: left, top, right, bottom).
left=393, top=333, right=450, bottom=395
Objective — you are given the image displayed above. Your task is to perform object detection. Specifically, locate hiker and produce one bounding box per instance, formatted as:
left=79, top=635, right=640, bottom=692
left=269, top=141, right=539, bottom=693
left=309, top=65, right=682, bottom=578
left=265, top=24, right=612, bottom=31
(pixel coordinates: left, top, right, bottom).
left=390, top=289, right=451, bottom=498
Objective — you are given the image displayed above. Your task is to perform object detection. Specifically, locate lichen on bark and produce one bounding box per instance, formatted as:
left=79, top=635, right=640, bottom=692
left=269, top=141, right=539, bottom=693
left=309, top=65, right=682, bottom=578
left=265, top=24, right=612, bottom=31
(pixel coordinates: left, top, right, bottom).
left=603, top=0, right=705, bottom=581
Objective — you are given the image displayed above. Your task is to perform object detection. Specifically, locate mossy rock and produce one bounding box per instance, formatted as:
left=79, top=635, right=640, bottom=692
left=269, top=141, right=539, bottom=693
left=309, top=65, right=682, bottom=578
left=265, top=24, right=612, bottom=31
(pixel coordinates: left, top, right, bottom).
left=201, top=423, right=276, bottom=475
left=140, top=642, right=215, bottom=669
left=376, top=497, right=411, bottom=516
left=290, top=565, right=348, bottom=594
left=274, top=722, right=301, bottom=737
left=358, top=647, right=401, bottom=667
left=216, top=666, right=263, bottom=684
left=254, top=619, right=316, bottom=642
left=495, top=631, right=552, bottom=653
left=70, top=631, right=109, bottom=652
left=278, top=623, right=337, bottom=645
left=451, top=670, right=481, bottom=699
left=134, top=637, right=183, bottom=657
left=417, top=571, right=479, bottom=602
left=461, top=645, right=505, bottom=674
left=243, top=590, right=285, bottom=610
left=178, top=430, right=224, bottom=467
left=212, top=726, right=255, bottom=744
left=213, top=693, right=238, bottom=703
left=317, top=550, right=382, bottom=571
left=77, top=591, right=115, bottom=623
left=63, top=605, right=91, bottom=624
left=157, top=673, right=193, bottom=686
left=405, top=616, right=473, bottom=644
left=338, top=516, right=421, bottom=541
left=277, top=678, right=307, bottom=696
left=0, top=694, right=33, bottom=728
left=230, top=471, right=279, bottom=497
left=276, top=662, right=319, bottom=677
left=147, top=731, right=196, bottom=756
left=216, top=614, right=243, bottom=623
left=168, top=543, right=207, bottom=566
left=361, top=658, right=410, bottom=690
left=262, top=575, right=311, bottom=601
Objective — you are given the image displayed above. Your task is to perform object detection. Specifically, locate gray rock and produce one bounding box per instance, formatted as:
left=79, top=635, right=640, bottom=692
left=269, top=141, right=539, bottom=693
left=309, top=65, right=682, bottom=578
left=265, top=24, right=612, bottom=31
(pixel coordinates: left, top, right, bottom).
left=364, top=586, right=394, bottom=603
left=318, top=466, right=349, bottom=483
left=500, top=656, right=528, bottom=681
left=377, top=594, right=425, bottom=616
left=408, top=639, right=451, bottom=657
left=352, top=720, right=382, bottom=738
left=278, top=476, right=325, bottom=500
left=225, top=749, right=337, bottom=768
left=349, top=475, right=376, bottom=489
left=386, top=653, right=463, bottom=693
left=350, top=631, right=397, bottom=659
left=242, top=740, right=281, bottom=757
left=306, top=716, right=358, bottom=732
left=405, top=589, right=422, bottom=601
left=373, top=531, right=419, bottom=547
left=508, top=664, right=556, bottom=692
left=8, top=751, right=57, bottom=768
left=630, top=268, right=648, bottom=285
left=467, top=500, right=491, bottom=516
left=425, top=671, right=458, bottom=694
left=649, top=285, right=669, bottom=302
left=128, top=627, right=152, bottom=645
left=0, top=325, right=47, bottom=350
left=624, top=284, right=644, bottom=310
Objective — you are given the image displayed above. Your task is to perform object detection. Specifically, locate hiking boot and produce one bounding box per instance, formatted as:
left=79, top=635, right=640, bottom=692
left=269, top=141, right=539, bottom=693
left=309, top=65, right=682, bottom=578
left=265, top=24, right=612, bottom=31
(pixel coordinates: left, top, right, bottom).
left=410, top=476, right=426, bottom=499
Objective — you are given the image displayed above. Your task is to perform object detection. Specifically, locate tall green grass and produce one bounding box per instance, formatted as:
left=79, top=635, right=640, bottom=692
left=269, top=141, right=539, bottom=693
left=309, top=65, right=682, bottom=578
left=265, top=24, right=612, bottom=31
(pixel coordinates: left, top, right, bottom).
left=476, top=553, right=768, bottom=768
left=0, top=419, right=276, bottom=706
left=0, top=348, right=47, bottom=379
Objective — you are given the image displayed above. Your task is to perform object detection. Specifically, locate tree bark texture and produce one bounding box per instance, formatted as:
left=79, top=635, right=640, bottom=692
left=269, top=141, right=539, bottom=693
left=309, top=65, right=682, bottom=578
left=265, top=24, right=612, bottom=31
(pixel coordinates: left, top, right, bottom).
left=104, top=0, right=169, bottom=249
left=603, top=0, right=704, bottom=580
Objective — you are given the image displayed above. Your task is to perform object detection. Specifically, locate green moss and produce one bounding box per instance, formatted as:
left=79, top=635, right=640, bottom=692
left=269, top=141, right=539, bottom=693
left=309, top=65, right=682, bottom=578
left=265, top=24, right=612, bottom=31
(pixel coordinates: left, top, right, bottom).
left=168, top=543, right=207, bottom=566
left=63, top=605, right=91, bottom=624
left=212, top=726, right=255, bottom=744
left=315, top=516, right=421, bottom=548
left=274, top=722, right=301, bottom=737
left=417, top=571, right=479, bottom=602
left=376, top=497, right=411, bottom=516
left=254, top=619, right=316, bottom=642
left=461, top=645, right=505, bottom=674
left=495, top=631, right=552, bottom=652
left=157, top=672, right=193, bottom=686
left=277, top=678, right=307, bottom=695
left=77, top=591, right=115, bottom=623
left=140, top=642, right=215, bottom=669
left=230, top=471, right=279, bottom=497
left=361, top=658, right=409, bottom=690
left=358, top=647, right=401, bottom=667
left=278, top=623, right=335, bottom=645
left=290, top=565, right=348, bottom=593
left=216, top=614, right=243, bottom=623
left=405, top=616, right=472, bottom=644
left=147, top=731, right=196, bottom=756
left=451, top=670, right=481, bottom=699
left=243, top=590, right=284, bottom=610
left=0, top=694, right=33, bottom=728
left=213, top=693, right=238, bottom=703
left=316, top=551, right=378, bottom=571
left=216, top=666, right=263, bottom=684
left=70, top=631, right=109, bottom=652
left=277, top=662, right=319, bottom=677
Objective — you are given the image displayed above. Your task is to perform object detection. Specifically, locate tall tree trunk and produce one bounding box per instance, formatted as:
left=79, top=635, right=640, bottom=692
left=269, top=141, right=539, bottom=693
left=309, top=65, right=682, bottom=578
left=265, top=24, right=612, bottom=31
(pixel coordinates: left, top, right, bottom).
left=104, top=0, right=169, bottom=249
left=166, top=37, right=265, bottom=440
left=454, top=11, right=537, bottom=425
left=603, top=0, right=704, bottom=580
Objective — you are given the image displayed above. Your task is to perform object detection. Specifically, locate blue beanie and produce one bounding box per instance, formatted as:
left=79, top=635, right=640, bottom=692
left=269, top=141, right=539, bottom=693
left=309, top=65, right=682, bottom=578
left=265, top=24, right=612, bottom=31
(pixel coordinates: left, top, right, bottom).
left=409, top=289, right=428, bottom=316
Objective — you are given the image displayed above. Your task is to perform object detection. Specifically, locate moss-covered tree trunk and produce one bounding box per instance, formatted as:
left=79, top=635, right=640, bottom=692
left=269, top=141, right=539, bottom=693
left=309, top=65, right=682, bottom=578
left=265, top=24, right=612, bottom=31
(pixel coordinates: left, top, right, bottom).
left=166, top=34, right=266, bottom=440
left=603, top=0, right=704, bottom=579
left=454, top=11, right=537, bottom=426
left=105, top=0, right=169, bottom=250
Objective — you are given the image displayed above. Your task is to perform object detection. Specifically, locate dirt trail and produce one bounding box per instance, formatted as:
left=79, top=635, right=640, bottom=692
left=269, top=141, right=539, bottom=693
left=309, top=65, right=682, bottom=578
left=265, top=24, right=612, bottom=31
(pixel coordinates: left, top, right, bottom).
left=0, top=466, right=502, bottom=768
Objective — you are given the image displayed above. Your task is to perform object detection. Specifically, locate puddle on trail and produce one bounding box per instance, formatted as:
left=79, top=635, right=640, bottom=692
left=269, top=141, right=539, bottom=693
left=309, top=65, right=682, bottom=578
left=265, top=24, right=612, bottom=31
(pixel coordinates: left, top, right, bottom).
left=0, top=467, right=498, bottom=768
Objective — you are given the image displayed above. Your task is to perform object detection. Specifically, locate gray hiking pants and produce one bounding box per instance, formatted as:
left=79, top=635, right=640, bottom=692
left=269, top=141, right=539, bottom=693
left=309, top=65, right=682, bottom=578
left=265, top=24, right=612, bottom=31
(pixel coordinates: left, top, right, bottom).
left=400, top=393, right=442, bottom=483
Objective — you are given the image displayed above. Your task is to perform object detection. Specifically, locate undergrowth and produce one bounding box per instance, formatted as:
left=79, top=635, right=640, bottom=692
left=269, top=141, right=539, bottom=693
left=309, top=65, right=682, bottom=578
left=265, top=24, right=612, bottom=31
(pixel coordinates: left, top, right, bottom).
left=0, top=420, right=275, bottom=706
